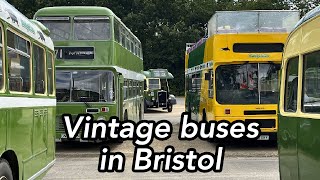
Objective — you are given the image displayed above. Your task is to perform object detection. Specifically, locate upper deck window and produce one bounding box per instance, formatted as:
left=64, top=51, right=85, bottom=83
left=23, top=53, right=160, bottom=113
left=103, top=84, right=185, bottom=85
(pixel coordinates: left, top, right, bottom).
left=208, top=11, right=300, bottom=36
left=74, top=16, right=111, bottom=40
left=37, top=17, right=71, bottom=41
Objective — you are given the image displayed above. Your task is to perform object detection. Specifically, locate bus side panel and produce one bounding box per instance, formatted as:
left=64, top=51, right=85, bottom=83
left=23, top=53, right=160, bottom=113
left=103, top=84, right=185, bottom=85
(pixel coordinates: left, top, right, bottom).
left=46, top=106, right=56, bottom=161
left=297, top=118, right=320, bottom=180
left=7, top=108, right=33, bottom=179
left=114, top=43, right=143, bottom=73
left=0, top=110, right=6, bottom=154
left=278, top=115, right=299, bottom=180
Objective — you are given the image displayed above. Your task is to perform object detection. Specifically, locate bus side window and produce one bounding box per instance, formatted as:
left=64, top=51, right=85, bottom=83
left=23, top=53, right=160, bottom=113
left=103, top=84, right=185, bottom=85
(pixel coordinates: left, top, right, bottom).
left=0, top=26, right=3, bottom=91
left=136, top=82, right=139, bottom=96
left=120, top=27, right=125, bottom=47
left=208, top=70, right=214, bottom=98
left=302, top=51, right=320, bottom=113
left=33, top=44, right=46, bottom=94
left=124, top=80, right=127, bottom=100
left=128, top=80, right=132, bottom=98
left=125, top=33, right=130, bottom=50
left=284, top=57, right=299, bottom=112
left=47, top=52, right=54, bottom=95
left=7, top=30, right=31, bottom=93
left=114, top=20, right=120, bottom=43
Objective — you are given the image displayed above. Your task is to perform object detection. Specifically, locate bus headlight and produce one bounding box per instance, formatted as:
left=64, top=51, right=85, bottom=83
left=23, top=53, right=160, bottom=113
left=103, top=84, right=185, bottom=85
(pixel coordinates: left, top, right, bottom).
left=97, top=116, right=106, bottom=120
left=152, top=97, right=155, bottom=101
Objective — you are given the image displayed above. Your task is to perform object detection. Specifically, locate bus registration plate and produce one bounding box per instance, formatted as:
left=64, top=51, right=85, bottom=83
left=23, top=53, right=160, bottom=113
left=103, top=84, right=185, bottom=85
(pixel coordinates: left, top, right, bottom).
left=258, top=135, right=269, bottom=140
left=61, top=134, right=80, bottom=139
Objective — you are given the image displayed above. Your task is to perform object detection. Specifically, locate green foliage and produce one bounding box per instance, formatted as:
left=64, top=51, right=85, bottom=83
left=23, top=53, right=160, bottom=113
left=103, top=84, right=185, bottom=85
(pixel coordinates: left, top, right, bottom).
left=7, top=0, right=317, bottom=95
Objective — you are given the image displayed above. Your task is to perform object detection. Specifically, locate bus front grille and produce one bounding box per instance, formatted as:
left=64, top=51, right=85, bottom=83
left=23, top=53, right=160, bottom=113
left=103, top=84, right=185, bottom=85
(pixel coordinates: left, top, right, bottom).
left=56, top=115, right=78, bottom=132
left=158, top=91, right=167, bottom=108
left=245, top=119, right=276, bottom=128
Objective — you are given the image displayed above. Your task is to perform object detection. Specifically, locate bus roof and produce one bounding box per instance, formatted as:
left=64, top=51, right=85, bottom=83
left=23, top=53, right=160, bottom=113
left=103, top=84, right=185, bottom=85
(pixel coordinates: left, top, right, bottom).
left=143, top=69, right=174, bottom=79
left=208, top=10, right=300, bottom=36
left=0, top=0, right=54, bottom=49
left=34, top=6, right=115, bottom=17
left=292, top=6, right=320, bottom=31
left=34, top=6, right=141, bottom=43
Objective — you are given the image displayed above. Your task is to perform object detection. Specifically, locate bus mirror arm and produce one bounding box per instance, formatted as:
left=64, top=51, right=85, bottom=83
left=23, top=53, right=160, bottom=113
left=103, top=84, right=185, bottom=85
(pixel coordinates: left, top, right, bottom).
left=205, top=73, right=211, bottom=81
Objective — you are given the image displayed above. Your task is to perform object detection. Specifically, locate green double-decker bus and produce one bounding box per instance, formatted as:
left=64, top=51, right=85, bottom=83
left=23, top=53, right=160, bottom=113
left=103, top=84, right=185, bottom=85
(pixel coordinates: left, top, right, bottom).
left=34, top=6, right=144, bottom=142
left=0, top=0, right=56, bottom=179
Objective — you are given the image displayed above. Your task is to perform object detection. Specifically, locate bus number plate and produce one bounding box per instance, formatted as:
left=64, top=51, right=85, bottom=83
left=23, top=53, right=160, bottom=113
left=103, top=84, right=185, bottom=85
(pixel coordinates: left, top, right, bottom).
left=258, top=135, right=269, bottom=140
left=61, top=134, right=80, bottom=139
left=61, top=134, right=68, bottom=139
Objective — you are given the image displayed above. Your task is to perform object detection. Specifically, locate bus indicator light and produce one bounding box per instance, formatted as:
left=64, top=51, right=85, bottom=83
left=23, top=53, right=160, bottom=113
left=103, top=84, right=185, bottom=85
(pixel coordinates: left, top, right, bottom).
left=101, top=107, right=109, bottom=112
left=225, top=109, right=231, bottom=115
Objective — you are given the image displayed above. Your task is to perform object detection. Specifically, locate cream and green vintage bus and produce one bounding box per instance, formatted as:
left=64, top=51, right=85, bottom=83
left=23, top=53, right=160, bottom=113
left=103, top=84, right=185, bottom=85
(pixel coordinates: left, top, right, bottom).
left=0, top=0, right=56, bottom=179
left=143, top=69, right=175, bottom=112
left=279, top=6, right=320, bottom=180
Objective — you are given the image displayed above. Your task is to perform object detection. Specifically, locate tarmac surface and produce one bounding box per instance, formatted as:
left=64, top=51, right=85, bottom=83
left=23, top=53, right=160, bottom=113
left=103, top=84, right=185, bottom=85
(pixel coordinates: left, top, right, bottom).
left=44, top=97, right=279, bottom=180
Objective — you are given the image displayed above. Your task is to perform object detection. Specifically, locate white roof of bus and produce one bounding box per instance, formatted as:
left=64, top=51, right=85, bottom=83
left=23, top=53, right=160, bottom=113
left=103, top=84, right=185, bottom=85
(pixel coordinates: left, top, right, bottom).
left=0, top=0, right=54, bottom=49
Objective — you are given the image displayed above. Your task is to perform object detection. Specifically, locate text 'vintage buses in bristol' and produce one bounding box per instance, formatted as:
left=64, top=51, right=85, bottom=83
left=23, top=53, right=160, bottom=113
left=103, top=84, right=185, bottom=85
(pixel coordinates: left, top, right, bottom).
left=185, top=10, right=299, bottom=141
left=0, top=0, right=56, bottom=179
left=34, top=6, right=144, bottom=142
left=279, top=6, right=320, bottom=180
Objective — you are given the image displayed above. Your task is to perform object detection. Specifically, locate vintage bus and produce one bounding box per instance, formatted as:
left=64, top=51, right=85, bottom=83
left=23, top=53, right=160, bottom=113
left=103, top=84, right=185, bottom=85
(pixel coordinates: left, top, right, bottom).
left=0, top=0, right=56, bottom=179
left=34, top=6, right=144, bottom=142
left=185, top=10, right=299, bottom=141
left=143, top=69, right=175, bottom=112
left=279, top=6, right=320, bottom=180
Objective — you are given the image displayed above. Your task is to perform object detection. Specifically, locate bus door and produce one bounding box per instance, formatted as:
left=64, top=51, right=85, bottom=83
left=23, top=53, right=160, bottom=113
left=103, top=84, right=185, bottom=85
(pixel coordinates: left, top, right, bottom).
left=118, top=74, right=124, bottom=120
left=203, top=69, right=214, bottom=121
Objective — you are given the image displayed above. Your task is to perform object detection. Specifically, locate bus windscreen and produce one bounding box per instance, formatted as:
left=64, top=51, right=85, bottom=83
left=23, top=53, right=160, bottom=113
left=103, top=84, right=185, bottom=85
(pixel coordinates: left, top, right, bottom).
left=56, top=70, right=114, bottom=102
left=216, top=63, right=279, bottom=104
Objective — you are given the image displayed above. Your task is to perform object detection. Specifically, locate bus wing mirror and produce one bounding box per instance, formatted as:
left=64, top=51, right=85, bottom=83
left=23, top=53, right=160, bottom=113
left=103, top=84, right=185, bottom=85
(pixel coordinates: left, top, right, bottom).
left=205, top=73, right=211, bottom=80
left=275, top=64, right=281, bottom=71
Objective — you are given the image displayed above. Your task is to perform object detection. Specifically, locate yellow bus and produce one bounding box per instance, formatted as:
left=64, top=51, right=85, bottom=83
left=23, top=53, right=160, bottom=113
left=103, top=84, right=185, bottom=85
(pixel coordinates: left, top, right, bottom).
left=279, top=6, right=320, bottom=179
left=185, top=10, right=299, bottom=141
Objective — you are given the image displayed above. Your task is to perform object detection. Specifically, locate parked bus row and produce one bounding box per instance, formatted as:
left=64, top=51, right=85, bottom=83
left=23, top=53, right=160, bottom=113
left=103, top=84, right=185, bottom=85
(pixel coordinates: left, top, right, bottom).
left=1, top=0, right=320, bottom=179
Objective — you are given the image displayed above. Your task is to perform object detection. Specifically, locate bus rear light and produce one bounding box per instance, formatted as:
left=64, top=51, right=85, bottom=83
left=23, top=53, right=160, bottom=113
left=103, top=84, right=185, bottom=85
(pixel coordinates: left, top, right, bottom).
left=225, top=109, right=231, bottom=115
left=101, top=107, right=109, bottom=112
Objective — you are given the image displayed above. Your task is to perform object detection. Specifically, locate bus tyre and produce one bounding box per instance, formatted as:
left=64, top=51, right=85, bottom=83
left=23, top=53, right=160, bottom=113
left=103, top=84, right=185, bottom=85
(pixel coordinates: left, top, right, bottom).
left=144, top=102, right=147, bottom=113
left=0, top=158, right=13, bottom=180
left=167, top=103, right=173, bottom=112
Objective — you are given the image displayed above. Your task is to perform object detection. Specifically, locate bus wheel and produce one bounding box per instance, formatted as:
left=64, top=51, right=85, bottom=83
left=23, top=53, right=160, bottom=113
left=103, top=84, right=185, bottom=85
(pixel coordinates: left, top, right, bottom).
left=167, top=103, right=173, bottom=112
left=0, top=159, right=13, bottom=180
left=144, top=101, right=147, bottom=113
left=124, top=111, right=128, bottom=121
